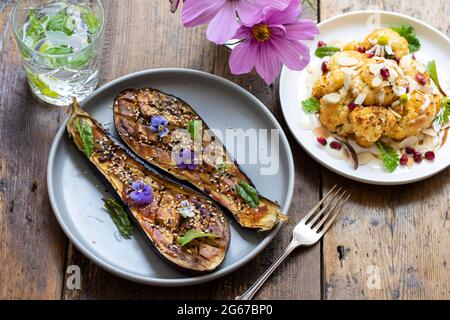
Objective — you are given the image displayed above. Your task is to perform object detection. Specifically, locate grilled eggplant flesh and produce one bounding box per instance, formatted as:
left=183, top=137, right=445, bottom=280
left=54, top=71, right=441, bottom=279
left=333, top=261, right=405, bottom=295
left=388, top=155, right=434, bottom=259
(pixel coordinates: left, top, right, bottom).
left=114, top=88, right=286, bottom=231
left=67, top=100, right=230, bottom=273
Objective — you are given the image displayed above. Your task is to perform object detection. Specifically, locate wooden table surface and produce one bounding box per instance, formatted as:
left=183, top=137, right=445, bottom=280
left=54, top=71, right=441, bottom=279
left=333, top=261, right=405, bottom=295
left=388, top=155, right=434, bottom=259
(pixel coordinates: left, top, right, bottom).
left=0, top=0, right=449, bottom=300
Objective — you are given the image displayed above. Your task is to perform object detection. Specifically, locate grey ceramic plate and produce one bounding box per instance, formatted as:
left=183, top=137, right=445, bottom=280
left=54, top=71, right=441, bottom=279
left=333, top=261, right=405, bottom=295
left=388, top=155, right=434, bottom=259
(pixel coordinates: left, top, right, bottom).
left=47, top=68, right=294, bottom=286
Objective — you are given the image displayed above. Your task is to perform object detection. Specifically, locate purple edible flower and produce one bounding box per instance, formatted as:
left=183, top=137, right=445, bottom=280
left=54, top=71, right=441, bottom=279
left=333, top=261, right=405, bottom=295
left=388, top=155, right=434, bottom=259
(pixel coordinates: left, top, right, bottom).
left=129, top=180, right=154, bottom=207
left=176, top=149, right=198, bottom=170
left=150, top=115, right=169, bottom=138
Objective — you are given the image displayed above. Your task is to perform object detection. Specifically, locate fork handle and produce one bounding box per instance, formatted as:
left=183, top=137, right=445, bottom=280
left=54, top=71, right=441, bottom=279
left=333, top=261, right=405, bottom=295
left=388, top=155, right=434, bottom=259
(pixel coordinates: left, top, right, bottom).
left=235, top=239, right=301, bottom=300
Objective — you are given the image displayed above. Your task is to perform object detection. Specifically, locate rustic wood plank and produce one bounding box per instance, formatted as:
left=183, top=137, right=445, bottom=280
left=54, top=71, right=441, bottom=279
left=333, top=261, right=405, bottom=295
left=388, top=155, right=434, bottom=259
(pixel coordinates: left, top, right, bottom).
left=0, top=0, right=67, bottom=299
left=320, top=0, right=450, bottom=300
left=62, top=0, right=322, bottom=300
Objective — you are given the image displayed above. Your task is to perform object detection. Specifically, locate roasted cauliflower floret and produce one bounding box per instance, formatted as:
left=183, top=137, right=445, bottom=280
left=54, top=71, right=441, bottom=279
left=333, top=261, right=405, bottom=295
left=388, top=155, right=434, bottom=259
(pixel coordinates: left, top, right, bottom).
left=386, top=92, right=440, bottom=140
left=349, top=106, right=396, bottom=147
left=363, top=28, right=409, bottom=58
left=399, top=55, right=431, bottom=85
left=319, top=102, right=352, bottom=136
left=312, top=70, right=344, bottom=99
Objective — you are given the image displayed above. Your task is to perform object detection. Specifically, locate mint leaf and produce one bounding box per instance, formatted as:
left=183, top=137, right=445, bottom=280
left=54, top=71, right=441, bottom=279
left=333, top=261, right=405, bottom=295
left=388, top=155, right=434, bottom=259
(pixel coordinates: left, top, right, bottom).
left=315, top=46, right=341, bottom=58
left=84, top=11, right=100, bottom=34
left=26, top=9, right=45, bottom=43
left=236, top=181, right=260, bottom=208
left=178, top=229, right=219, bottom=246
left=47, top=10, right=66, bottom=32
left=376, top=141, right=399, bottom=172
left=103, top=199, right=133, bottom=239
left=390, top=25, right=421, bottom=52
left=43, top=45, right=73, bottom=55
left=187, top=119, right=202, bottom=141
left=301, top=97, right=320, bottom=113
left=76, top=118, right=94, bottom=157
left=27, top=72, right=60, bottom=98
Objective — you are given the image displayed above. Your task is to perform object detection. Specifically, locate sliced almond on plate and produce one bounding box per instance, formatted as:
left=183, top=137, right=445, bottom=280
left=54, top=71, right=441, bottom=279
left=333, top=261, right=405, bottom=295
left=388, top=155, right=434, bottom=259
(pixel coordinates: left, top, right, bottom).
left=357, top=152, right=375, bottom=165
left=337, top=56, right=358, bottom=67
left=399, top=136, right=419, bottom=149
left=322, top=93, right=341, bottom=104
left=372, top=77, right=383, bottom=87
left=313, top=126, right=330, bottom=138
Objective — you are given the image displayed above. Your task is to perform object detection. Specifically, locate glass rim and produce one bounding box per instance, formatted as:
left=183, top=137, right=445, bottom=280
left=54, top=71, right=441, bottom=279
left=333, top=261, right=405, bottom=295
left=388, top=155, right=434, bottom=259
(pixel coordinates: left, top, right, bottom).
left=12, top=0, right=105, bottom=58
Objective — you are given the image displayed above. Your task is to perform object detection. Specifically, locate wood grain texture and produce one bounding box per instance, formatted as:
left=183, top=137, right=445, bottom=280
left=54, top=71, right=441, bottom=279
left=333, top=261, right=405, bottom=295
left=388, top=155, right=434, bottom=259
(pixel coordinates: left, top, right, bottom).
left=320, top=0, right=450, bottom=300
left=0, top=0, right=67, bottom=299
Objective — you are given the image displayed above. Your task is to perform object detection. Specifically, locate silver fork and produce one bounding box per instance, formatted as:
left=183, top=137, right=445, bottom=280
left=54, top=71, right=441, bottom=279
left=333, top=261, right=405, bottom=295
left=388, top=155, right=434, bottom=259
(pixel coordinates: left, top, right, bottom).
left=235, top=185, right=350, bottom=300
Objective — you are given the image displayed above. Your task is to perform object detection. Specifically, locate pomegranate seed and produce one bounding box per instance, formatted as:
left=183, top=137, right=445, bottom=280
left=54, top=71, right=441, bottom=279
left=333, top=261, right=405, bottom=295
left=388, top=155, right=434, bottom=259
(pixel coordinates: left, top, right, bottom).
left=393, top=57, right=400, bottom=64
left=348, top=102, right=356, bottom=111
left=416, top=73, right=426, bottom=85
left=405, top=86, right=410, bottom=93
left=399, top=154, right=408, bottom=166
left=357, top=46, right=366, bottom=53
left=367, top=53, right=375, bottom=58
left=330, top=141, right=342, bottom=150
left=321, top=61, right=329, bottom=73
left=380, top=67, right=390, bottom=79
left=413, top=152, right=422, bottom=163
left=405, top=146, right=415, bottom=154
left=318, top=40, right=327, bottom=48
left=317, top=137, right=327, bottom=146
left=412, top=54, right=416, bottom=60
left=425, top=151, right=435, bottom=161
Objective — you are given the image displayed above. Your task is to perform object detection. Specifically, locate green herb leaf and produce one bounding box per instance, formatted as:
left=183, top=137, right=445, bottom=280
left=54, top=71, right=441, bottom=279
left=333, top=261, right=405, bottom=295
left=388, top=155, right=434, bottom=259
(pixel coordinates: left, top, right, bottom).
left=103, top=199, right=133, bottom=239
left=76, top=118, right=94, bottom=157
left=315, top=46, right=341, bottom=58
left=434, top=97, right=450, bottom=127
left=187, top=119, right=202, bottom=141
left=43, top=44, right=74, bottom=55
left=427, top=60, right=447, bottom=96
left=177, top=229, right=220, bottom=246
left=390, top=25, right=421, bottom=52
left=84, top=11, right=100, bottom=34
left=301, top=97, right=321, bottom=113
left=47, top=10, right=67, bottom=32
left=376, top=141, right=399, bottom=173
left=235, top=181, right=260, bottom=208
left=26, top=9, right=45, bottom=43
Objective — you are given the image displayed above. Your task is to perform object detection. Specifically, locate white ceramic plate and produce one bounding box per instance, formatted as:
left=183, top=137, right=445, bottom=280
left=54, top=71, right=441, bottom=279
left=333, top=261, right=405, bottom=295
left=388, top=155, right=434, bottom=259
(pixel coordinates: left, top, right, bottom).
left=48, top=69, right=294, bottom=286
left=280, top=11, right=450, bottom=185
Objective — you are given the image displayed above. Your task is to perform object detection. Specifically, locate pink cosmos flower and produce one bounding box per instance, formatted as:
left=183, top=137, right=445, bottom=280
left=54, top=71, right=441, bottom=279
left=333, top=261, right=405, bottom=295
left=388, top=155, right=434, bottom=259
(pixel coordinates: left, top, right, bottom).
left=181, top=0, right=291, bottom=44
left=229, top=0, right=319, bottom=84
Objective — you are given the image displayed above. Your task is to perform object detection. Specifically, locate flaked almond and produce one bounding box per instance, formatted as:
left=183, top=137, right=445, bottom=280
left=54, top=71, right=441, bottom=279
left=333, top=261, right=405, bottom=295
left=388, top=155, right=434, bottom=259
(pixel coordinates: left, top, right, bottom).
left=357, top=152, right=375, bottom=165
left=372, top=76, right=383, bottom=87
left=337, top=56, right=358, bottom=67
left=399, top=136, right=419, bottom=149
left=407, top=156, right=414, bottom=168
left=344, top=72, right=352, bottom=90
left=388, top=108, right=402, bottom=118
left=369, top=64, right=382, bottom=74
left=322, top=93, right=341, bottom=104
left=421, top=85, right=434, bottom=94
left=354, top=90, right=368, bottom=105
left=408, top=115, right=428, bottom=130
left=422, top=135, right=435, bottom=149
left=339, top=87, right=348, bottom=98
left=341, top=67, right=359, bottom=75
left=313, top=126, right=330, bottom=138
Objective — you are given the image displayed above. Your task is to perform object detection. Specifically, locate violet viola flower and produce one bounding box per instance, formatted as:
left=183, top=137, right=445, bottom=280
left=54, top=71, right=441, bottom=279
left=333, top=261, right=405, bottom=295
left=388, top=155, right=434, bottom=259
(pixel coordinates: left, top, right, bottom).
left=229, top=0, right=319, bottom=85
left=129, top=180, right=154, bottom=207
left=181, top=0, right=291, bottom=44
left=150, top=115, right=169, bottom=138
left=175, top=149, right=198, bottom=171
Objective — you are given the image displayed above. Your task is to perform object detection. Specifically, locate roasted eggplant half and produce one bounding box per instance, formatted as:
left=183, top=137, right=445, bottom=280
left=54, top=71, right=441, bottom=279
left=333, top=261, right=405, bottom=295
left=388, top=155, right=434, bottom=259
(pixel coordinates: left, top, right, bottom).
left=67, top=99, right=230, bottom=273
left=113, top=88, right=286, bottom=231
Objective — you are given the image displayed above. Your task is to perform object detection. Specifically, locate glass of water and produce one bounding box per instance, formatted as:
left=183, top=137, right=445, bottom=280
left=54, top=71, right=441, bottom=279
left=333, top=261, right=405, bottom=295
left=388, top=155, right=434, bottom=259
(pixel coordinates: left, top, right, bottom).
left=13, top=0, right=104, bottom=106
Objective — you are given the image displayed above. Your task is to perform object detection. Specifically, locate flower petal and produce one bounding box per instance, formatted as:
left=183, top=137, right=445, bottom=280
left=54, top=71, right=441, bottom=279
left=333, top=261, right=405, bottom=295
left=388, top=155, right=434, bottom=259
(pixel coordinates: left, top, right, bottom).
left=234, top=0, right=263, bottom=23
left=284, top=19, right=319, bottom=40
left=229, top=39, right=259, bottom=75
left=255, top=41, right=282, bottom=85
left=270, top=37, right=310, bottom=71
left=206, top=1, right=240, bottom=44
left=264, top=0, right=302, bottom=25
left=181, top=0, right=225, bottom=27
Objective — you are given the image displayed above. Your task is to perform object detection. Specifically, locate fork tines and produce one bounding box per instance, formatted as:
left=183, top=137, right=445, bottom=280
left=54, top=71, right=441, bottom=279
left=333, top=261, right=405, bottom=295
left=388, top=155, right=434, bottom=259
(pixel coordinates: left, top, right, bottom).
left=303, top=185, right=350, bottom=234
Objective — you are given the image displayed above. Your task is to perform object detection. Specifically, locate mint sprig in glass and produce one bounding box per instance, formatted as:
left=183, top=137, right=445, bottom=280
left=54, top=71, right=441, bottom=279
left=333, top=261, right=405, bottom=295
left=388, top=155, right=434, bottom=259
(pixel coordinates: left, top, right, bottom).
left=13, top=0, right=104, bottom=106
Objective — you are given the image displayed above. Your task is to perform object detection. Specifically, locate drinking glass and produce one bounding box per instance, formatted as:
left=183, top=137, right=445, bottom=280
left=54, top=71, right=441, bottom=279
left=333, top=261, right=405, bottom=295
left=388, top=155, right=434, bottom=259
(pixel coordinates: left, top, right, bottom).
left=13, top=0, right=104, bottom=106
